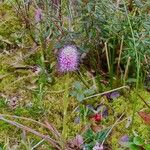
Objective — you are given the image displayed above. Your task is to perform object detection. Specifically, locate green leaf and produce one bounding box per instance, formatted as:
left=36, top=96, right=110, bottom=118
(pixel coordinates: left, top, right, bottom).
left=83, top=129, right=95, bottom=143
left=96, top=129, right=110, bottom=143
left=77, top=94, right=85, bottom=102
left=70, top=91, right=77, bottom=97
left=84, top=88, right=95, bottom=96
left=0, top=143, right=4, bottom=150
left=133, top=136, right=144, bottom=146
left=73, top=81, right=82, bottom=90
left=134, top=0, right=143, bottom=7
left=144, top=144, right=150, bottom=150
left=129, top=143, right=140, bottom=150
left=84, top=142, right=95, bottom=150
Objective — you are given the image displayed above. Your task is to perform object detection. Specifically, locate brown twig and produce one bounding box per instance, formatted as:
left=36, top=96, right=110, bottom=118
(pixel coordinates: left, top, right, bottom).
left=84, top=85, right=129, bottom=100
left=0, top=114, right=47, bottom=128
left=10, top=45, right=39, bottom=67
left=101, top=113, right=125, bottom=146
left=0, top=115, right=61, bottom=150
left=104, top=42, right=110, bottom=73
left=44, top=120, right=61, bottom=139
left=137, top=94, right=150, bottom=109
left=0, top=114, right=62, bottom=141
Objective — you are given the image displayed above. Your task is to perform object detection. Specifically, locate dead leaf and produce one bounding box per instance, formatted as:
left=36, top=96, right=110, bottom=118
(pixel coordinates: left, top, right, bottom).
left=138, top=111, right=150, bottom=125
left=91, top=124, right=103, bottom=133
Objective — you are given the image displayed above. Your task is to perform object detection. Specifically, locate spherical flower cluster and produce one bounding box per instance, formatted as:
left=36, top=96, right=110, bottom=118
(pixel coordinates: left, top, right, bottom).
left=58, top=45, right=79, bottom=72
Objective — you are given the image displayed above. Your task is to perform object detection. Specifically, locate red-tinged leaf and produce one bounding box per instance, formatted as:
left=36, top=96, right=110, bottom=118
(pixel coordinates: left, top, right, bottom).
left=138, top=111, right=150, bottom=125
left=90, top=113, right=103, bottom=122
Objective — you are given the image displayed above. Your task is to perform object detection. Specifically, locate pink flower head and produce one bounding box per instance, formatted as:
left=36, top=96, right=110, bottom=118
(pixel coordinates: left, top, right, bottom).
left=35, top=8, right=42, bottom=23
left=58, top=45, right=79, bottom=72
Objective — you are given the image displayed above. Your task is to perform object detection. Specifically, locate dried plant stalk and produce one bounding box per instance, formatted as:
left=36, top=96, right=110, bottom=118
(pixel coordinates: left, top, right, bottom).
left=0, top=115, right=61, bottom=150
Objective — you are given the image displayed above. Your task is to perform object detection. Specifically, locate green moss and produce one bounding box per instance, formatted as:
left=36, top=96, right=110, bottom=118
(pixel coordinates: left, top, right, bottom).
left=109, top=90, right=150, bottom=149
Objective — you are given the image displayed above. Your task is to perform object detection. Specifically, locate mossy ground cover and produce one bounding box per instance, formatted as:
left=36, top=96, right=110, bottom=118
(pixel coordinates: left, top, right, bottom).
left=0, top=50, right=149, bottom=149
left=0, top=1, right=150, bottom=150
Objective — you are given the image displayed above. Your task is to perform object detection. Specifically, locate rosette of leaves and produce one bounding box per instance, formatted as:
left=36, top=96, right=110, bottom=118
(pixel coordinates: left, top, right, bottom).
left=119, top=135, right=150, bottom=150
left=83, top=128, right=109, bottom=149
left=70, top=81, right=95, bottom=102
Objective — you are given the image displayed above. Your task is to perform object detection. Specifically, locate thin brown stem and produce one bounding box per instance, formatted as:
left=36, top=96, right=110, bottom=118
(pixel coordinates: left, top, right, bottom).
left=124, top=56, right=131, bottom=83
left=101, top=113, right=125, bottom=146
left=0, top=116, right=61, bottom=150
left=117, top=36, right=124, bottom=77
left=105, top=42, right=110, bottom=73
left=0, top=114, right=62, bottom=141
left=137, top=94, right=150, bottom=109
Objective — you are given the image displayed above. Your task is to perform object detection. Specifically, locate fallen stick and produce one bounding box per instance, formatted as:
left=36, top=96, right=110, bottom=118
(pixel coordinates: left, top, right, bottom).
left=0, top=115, right=61, bottom=150
left=84, top=85, right=129, bottom=100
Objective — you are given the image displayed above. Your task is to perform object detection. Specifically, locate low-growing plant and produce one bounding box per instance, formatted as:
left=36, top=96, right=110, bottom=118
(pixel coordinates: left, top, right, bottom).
left=70, top=81, right=95, bottom=102
left=119, top=134, right=150, bottom=150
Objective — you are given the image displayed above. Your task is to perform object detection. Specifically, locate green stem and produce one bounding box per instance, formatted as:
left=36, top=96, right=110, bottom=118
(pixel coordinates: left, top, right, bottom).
left=123, top=0, right=140, bottom=130
left=76, top=70, right=90, bottom=89
left=123, top=0, right=140, bottom=89
left=62, top=73, right=70, bottom=147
